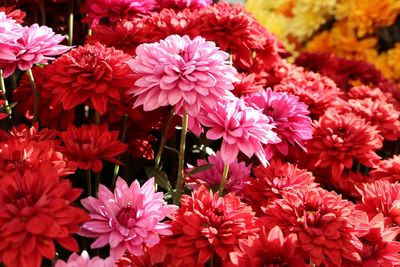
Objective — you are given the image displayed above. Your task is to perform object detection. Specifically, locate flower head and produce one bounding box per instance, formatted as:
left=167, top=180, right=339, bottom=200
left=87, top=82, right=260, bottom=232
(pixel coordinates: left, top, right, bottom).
left=200, top=98, right=280, bottom=166
left=166, top=186, right=257, bottom=266
left=244, top=89, right=313, bottom=158
left=157, top=0, right=212, bottom=10
left=79, top=177, right=177, bottom=259
left=370, top=155, right=400, bottom=182
left=128, top=34, right=237, bottom=116
left=58, top=124, right=127, bottom=172
left=0, top=164, right=89, bottom=267
left=186, top=151, right=251, bottom=198
left=46, top=42, right=134, bottom=115
left=55, top=251, right=114, bottom=267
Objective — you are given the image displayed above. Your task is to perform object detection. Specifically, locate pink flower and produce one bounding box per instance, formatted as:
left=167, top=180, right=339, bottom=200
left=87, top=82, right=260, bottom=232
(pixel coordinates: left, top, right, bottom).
left=0, top=23, right=70, bottom=78
left=243, top=89, right=313, bottom=158
left=199, top=98, right=280, bottom=166
left=79, top=177, right=177, bottom=259
left=128, top=35, right=237, bottom=116
left=157, top=0, right=212, bottom=9
left=0, top=12, right=24, bottom=71
left=186, top=151, right=251, bottom=198
left=55, top=251, right=114, bottom=267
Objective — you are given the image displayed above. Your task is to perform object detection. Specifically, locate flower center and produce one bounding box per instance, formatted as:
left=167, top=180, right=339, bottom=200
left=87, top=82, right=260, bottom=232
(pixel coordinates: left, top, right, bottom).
left=117, top=205, right=137, bottom=228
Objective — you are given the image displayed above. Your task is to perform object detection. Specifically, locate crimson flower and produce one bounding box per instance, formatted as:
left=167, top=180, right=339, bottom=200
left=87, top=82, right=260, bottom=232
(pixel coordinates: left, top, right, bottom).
left=58, top=124, right=127, bottom=172
left=370, top=155, right=400, bottom=182
left=0, top=164, right=89, bottom=267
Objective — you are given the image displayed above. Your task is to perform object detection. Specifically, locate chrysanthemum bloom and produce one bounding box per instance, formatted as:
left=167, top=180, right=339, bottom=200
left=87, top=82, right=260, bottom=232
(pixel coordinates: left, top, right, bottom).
left=229, top=226, right=308, bottom=267
left=186, top=151, right=251, bottom=198
left=55, top=251, right=114, bottom=267
left=0, top=23, right=70, bottom=78
left=370, top=155, right=400, bottom=182
left=128, top=34, right=237, bottom=116
left=329, top=171, right=371, bottom=199
left=307, top=111, right=382, bottom=178
left=357, top=180, right=400, bottom=226
left=261, top=186, right=365, bottom=266
left=347, top=86, right=393, bottom=103
left=81, top=0, right=156, bottom=27
left=274, top=68, right=342, bottom=117
left=0, top=164, right=89, bottom=267
left=114, top=239, right=168, bottom=266
left=0, top=6, right=26, bottom=23
left=245, top=159, right=316, bottom=214
left=232, top=73, right=263, bottom=96
left=342, top=213, right=400, bottom=266
left=244, top=89, right=313, bottom=158
left=58, top=124, right=127, bottom=172
left=46, top=42, right=135, bottom=115
left=333, top=98, right=400, bottom=141
left=157, top=0, right=212, bottom=9
left=0, top=12, right=24, bottom=73
left=197, top=2, right=267, bottom=69
left=79, top=177, right=177, bottom=259
left=166, top=186, right=258, bottom=266
left=199, top=98, right=280, bottom=166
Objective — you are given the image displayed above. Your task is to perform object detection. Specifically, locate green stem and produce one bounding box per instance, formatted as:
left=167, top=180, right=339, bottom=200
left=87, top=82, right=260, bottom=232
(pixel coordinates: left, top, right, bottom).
left=0, top=70, right=12, bottom=118
left=95, top=111, right=100, bottom=125
left=155, top=109, right=175, bottom=169
left=111, top=114, right=128, bottom=187
left=174, top=110, right=188, bottom=204
left=68, top=0, right=74, bottom=46
left=86, top=171, right=92, bottom=196
left=219, top=164, right=230, bottom=195
left=95, top=172, right=100, bottom=196
left=26, top=69, right=39, bottom=124
left=10, top=73, right=17, bottom=90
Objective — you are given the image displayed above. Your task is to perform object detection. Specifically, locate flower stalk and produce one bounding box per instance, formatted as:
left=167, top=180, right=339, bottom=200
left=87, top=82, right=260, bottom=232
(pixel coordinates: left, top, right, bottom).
left=26, top=68, right=39, bottom=124
left=68, top=0, right=74, bottom=46
left=219, top=164, right=230, bottom=195
left=111, top=114, right=129, bottom=187
left=0, top=70, right=12, bottom=118
left=155, top=109, right=175, bottom=169
left=175, top=110, right=188, bottom=204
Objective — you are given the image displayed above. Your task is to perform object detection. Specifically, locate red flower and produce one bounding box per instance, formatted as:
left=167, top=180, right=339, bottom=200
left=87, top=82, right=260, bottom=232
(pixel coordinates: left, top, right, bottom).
left=0, top=6, right=25, bottom=23
left=58, top=124, right=127, bottom=172
left=45, top=42, right=135, bottom=115
left=357, top=180, right=400, bottom=227
left=245, top=159, right=316, bottom=215
left=166, top=186, right=258, bottom=266
left=329, top=171, right=372, bottom=199
left=307, top=111, right=382, bottom=178
left=347, top=86, right=393, bottom=103
left=370, top=155, right=400, bottom=182
left=0, top=164, right=89, bottom=267
left=260, top=186, right=365, bottom=266
left=232, top=73, right=263, bottom=96
left=229, top=226, right=308, bottom=267
left=274, top=68, right=342, bottom=117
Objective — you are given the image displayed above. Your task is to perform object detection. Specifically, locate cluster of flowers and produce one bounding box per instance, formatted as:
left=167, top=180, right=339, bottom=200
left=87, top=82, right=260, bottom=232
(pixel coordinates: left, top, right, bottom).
left=246, top=0, right=400, bottom=83
left=0, top=0, right=400, bottom=267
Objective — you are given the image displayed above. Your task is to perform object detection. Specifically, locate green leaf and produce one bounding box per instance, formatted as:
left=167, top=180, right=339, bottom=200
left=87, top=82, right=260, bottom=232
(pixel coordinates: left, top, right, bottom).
left=145, top=167, right=173, bottom=193
left=186, top=163, right=214, bottom=177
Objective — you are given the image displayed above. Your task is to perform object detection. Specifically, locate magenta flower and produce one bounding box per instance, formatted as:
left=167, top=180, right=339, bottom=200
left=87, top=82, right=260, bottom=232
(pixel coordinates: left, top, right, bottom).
left=55, top=251, right=114, bottom=267
left=243, top=89, right=313, bottom=158
left=199, top=98, right=280, bottom=166
left=0, top=12, right=24, bottom=70
left=0, top=24, right=70, bottom=78
left=128, top=35, right=237, bottom=116
left=79, top=177, right=178, bottom=259
left=186, top=151, right=251, bottom=198
left=157, top=0, right=212, bottom=9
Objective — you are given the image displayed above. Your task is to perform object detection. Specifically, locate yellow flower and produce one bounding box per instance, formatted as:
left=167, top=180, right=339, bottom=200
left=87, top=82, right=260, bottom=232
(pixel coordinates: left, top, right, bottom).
left=336, top=0, right=400, bottom=37
left=374, top=44, right=400, bottom=82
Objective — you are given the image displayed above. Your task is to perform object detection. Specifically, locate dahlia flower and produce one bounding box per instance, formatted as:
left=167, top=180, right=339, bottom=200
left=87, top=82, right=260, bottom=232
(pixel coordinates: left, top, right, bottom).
left=115, top=239, right=168, bottom=266
left=55, top=251, right=114, bottom=267
left=243, top=89, right=313, bottom=158
left=370, top=155, right=400, bottom=182
left=342, top=213, right=400, bottom=266
left=307, top=111, right=382, bottom=178
left=0, top=6, right=25, bottom=23
left=0, top=164, right=89, bottom=267
left=81, top=0, right=156, bottom=27
left=199, top=98, right=280, bottom=166
left=58, top=124, right=127, bottom=172
left=157, top=0, right=212, bottom=9
left=128, top=35, right=237, bottom=116
left=230, top=226, right=307, bottom=266
left=186, top=151, right=251, bottom=198
left=166, top=186, right=257, bottom=266
left=274, top=68, right=342, bottom=117
left=357, top=180, right=400, bottom=226
left=79, top=177, right=177, bottom=259
left=261, top=186, right=365, bottom=266
left=46, top=42, right=134, bottom=115
left=0, top=23, right=70, bottom=78
left=232, top=73, right=263, bottom=96
left=245, top=159, right=316, bottom=214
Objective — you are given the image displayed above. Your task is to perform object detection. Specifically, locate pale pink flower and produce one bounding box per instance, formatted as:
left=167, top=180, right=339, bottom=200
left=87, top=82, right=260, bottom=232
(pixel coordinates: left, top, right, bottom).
left=199, top=98, right=280, bottom=166
left=79, top=177, right=178, bottom=259
left=243, top=89, right=312, bottom=159
left=128, top=35, right=237, bottom=116
left=55, top=251, right=114, bottom=267
left=157, top=0, right=212, bottom=9
left=186, top=151, right=251, bottom=198
left=0, top=24, right=70, bottom=78
left=0, top=12, right=24, bottom=70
